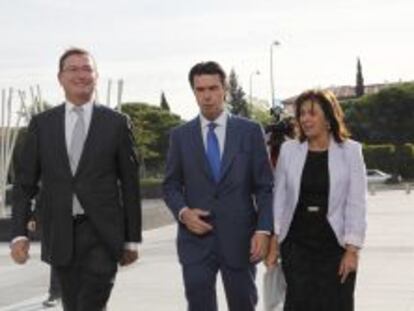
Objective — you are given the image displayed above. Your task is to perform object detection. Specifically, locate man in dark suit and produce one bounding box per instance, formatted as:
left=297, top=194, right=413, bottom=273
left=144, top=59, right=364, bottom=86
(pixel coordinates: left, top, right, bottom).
left=10, top=48, right=141, bottom=311
left=163, top=61, right=273, bottom=311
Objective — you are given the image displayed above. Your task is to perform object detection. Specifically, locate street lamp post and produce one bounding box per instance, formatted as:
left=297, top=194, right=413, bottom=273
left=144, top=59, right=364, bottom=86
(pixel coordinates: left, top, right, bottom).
left=249, top=70, right=260, bottom=106
left=270, top=40, right=280, bottom=107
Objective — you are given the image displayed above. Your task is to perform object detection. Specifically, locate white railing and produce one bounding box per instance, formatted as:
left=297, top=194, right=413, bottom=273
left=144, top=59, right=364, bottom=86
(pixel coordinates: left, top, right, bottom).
left=0, top=86, right=43, bottom=217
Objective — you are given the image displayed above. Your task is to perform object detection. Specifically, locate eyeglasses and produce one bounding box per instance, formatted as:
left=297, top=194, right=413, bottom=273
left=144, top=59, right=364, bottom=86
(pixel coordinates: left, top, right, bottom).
left=62, top=66, right=94, bottom=74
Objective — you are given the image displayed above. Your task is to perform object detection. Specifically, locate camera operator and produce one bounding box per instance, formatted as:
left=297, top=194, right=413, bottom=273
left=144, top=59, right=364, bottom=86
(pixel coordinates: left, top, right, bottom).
left=265, top=106, right=296, bottom=169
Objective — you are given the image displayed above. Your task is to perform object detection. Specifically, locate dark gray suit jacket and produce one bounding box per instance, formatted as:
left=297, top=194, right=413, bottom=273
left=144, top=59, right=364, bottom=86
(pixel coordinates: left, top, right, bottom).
left=12, top=104, right=142, bottom=265
left=163, top=115, right=273, bottom=268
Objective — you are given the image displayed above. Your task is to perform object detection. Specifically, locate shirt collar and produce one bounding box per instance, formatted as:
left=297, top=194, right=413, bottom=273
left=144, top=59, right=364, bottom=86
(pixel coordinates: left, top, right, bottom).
left=65, top=100, right=93, bottom=115
left=200, top=110, right=228, bottom=129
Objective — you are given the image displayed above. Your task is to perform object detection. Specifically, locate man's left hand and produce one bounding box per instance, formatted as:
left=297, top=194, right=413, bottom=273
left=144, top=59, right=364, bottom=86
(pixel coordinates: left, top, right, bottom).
left=119, top=249, right=139, bottom=266
left=250, top=232, right=270, bottom=263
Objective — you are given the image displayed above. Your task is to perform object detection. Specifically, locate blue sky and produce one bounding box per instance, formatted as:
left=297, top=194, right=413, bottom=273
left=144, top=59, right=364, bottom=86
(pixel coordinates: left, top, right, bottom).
left=1, top=0, right=413, bottom=120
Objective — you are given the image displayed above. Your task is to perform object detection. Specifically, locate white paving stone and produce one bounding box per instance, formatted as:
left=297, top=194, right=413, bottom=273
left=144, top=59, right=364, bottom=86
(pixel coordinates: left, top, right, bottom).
left=1, top=191, right=413, bottom=310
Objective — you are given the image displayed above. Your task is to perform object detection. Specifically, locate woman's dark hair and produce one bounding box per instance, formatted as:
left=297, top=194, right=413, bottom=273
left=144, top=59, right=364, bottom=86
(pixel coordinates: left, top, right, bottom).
left=188, top=61, right=226, bottom=89
left=294, top=89, right=350, bottom=143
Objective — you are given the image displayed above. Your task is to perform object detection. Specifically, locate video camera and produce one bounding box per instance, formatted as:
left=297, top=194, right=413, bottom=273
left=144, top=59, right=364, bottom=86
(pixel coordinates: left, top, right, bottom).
left=265, top=105, right=295, bottom=168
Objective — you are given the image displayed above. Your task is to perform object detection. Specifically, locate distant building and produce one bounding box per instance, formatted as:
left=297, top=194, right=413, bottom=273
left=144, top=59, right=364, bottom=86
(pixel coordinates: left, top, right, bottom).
left=282, top=81, right=411, bottom=113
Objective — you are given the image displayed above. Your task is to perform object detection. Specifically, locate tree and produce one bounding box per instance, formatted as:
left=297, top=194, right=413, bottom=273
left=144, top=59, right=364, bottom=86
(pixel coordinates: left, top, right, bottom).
left=343, top=83, right=414, bottom=176
left=355, top=57, right=364, bottom=98
left=249, top=100, right=272, bottom=126
left=227, top=69, right=250, bottom=118
left=160, top=91, right=170, bottom=111
left=122, top=102, right=183, bottom=176
left=343, top=82, right=414, bottom=144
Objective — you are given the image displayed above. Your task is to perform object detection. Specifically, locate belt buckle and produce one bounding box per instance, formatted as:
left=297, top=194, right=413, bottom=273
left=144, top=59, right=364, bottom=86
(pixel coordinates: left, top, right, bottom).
left=307, top=206, right=320, bottom=213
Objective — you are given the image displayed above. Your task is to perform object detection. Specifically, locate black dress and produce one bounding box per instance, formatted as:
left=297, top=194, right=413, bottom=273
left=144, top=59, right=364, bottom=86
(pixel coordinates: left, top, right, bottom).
left=281, top=150, right=356, bottom=311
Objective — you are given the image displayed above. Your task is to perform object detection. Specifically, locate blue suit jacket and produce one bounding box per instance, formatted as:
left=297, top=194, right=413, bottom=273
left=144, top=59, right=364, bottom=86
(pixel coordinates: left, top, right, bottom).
left=163, top=115, right=273, bottom=268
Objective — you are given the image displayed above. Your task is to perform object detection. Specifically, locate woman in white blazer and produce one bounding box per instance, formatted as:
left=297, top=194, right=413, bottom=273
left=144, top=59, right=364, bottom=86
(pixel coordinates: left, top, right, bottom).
left=266, top=89, right=367, bottom=310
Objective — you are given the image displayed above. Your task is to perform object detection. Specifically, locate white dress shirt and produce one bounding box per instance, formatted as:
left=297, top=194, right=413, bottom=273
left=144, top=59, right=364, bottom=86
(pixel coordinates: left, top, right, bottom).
left=199, top=110, right=227, bottom=158
left=65, top=100, right=93, bottom=152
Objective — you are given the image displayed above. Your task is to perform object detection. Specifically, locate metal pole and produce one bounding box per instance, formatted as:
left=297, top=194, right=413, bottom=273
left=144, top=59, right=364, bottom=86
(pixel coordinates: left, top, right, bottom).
left=0, top=90, right=5, bottom=216
left=249, top=70, right=260, bottom=106
left=106, top=79, right=112, bottom=107
left=117, top=79, right=124, bottom=112
left=270, top=40, right=280, bottom=107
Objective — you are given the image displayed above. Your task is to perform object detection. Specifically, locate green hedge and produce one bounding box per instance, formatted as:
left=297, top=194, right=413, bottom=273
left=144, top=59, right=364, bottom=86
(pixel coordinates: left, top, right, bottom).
left=362, top=143, right=414, bottom=179
left=140, top=178, right=163, bottom=199
left=362, top=144, right=395, bottom=173
left=398, top=144, right=414, bottom=178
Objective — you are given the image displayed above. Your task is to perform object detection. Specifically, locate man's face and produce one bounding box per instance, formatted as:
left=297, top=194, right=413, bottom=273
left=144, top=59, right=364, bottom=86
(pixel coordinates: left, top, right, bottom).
left=192, top=74, right=225, bottom=121
left=58, top=53, right=97, bottom=105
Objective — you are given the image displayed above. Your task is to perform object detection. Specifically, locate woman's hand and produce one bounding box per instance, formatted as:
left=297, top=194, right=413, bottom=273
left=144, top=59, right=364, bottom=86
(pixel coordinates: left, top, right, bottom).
left=338, top=245, right=359, bottom=283
left=264, top=235, right=279, bottom=269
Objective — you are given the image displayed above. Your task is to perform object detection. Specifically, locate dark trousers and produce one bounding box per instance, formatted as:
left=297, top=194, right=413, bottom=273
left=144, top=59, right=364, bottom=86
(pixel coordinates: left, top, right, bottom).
left=182, top=254, right=257, bottom=311
left=49, top=266, right=61, bottom=297
left=55, top=217, right=117, bottom=311
left=281, top=240, right=356, bottom=311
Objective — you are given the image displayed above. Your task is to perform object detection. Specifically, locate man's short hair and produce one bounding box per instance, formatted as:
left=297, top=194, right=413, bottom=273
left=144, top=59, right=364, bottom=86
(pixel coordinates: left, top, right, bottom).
left=188, top=61, right=226, bottom=88
left=58, top=47, right=94, bottom=73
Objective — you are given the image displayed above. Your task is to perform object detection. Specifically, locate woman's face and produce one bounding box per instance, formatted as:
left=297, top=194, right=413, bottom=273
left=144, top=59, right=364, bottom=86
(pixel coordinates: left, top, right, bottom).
left=298, top=100, right=330, bottom=140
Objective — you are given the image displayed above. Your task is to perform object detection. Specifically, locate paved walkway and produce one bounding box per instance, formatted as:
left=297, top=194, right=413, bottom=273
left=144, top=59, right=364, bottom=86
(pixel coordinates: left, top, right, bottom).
left=0, top=191, right=413, bottom=310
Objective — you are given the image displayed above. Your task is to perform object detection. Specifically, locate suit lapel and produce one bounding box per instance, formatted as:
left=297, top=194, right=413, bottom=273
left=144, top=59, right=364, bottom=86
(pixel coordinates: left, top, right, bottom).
left=291, top=141, right=308, bottom=207
left=55, top=104, right=72, bottom=177
left=74, top=104, right=102, bottom=177
left=189, top=117, right=214, bottom=181
left=328, top=138, right=342, bottom=215
left=219, top=116, right=240, bottom=183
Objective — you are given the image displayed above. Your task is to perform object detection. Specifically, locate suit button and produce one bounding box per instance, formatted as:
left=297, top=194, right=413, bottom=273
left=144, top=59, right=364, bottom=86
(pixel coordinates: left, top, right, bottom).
left=74, top=183, right=81, bottom=191
left=214, top=194, right=219, bottom=199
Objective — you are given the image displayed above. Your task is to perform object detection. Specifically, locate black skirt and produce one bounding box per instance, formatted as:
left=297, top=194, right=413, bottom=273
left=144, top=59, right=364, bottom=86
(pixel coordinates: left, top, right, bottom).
left=281, top=238, right=356, bottom=311
left=281, top=150, right=356, bottom=311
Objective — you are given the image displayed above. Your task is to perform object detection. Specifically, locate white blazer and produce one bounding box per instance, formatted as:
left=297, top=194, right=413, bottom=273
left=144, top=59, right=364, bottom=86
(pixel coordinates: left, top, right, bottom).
left=273, top=138, right=367, bottom=248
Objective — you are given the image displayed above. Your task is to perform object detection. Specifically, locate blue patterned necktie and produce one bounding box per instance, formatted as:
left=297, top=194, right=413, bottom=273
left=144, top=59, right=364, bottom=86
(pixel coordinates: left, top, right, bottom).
left=206, top=122, right=221, bottom=183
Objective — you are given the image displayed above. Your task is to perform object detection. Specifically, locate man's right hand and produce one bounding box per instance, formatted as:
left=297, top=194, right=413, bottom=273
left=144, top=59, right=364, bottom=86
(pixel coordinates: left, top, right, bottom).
left=181, top=208, right=213, bottom=235
left=10, top=239, right=30, bottom=264
left=119, top=249, right=139, bottom=267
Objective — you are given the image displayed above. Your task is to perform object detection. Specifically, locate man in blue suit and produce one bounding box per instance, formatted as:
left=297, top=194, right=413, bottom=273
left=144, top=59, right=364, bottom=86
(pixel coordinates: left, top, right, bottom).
left=163, top=61, right=274, bottom=311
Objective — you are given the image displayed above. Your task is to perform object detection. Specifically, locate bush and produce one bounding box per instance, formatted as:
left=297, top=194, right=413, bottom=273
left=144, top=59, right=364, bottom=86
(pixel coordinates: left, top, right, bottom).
left=362, top=144, right=395, bottom=173
left=398, top=144, right=414, bottom=179
left=362, top=143, right=414, bottom=179
left=140, top=178, right=163, bottom=199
